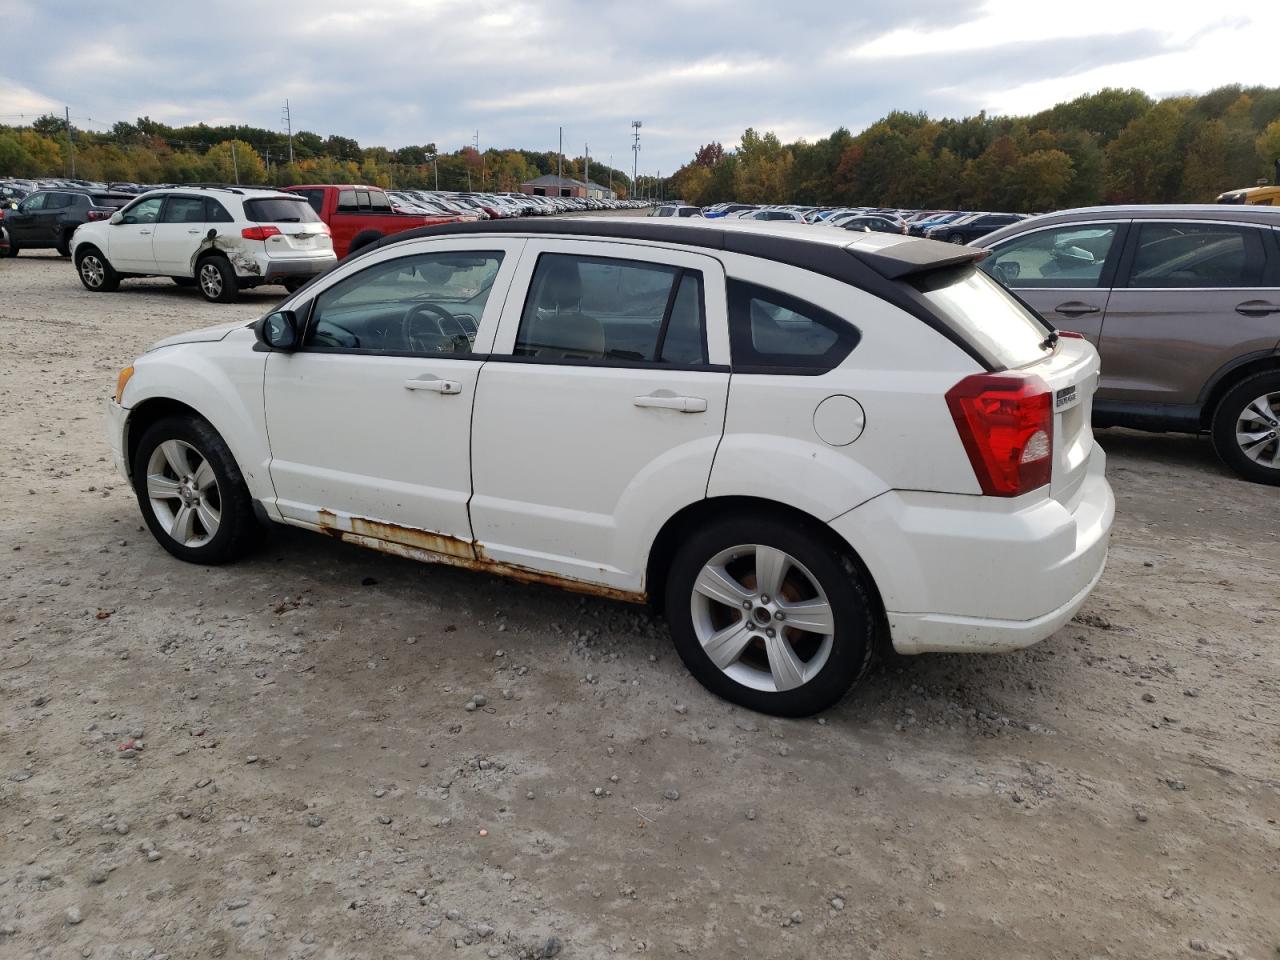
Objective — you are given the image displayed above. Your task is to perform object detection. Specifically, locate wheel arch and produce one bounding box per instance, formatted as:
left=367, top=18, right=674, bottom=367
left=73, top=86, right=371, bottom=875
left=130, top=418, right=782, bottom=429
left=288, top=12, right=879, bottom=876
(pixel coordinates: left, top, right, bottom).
left=348, top=230, right=384, bottom=255
left=1199, top=350, right=1280, bottom=427
left=124, top=398, right=207, bottom=480
left=644, top=495, right=889, bottom=639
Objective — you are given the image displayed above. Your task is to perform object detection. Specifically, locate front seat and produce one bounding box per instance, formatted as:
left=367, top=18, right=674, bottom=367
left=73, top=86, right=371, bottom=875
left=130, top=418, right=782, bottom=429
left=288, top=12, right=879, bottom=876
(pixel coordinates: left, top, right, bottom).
left=521, top=259, right=606, bottom=360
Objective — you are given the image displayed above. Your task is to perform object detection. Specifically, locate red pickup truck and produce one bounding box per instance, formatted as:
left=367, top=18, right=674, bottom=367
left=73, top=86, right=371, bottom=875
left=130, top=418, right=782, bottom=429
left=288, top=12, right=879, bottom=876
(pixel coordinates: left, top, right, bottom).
left=283, top=184, right=457, bottom=258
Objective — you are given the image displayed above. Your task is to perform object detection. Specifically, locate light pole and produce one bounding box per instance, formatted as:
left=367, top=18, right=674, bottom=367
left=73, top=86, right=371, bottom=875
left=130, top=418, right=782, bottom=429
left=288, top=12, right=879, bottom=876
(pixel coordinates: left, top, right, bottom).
left=631, top=120, right=641, bottom=199
left=427, top=151, right=438, bottom=190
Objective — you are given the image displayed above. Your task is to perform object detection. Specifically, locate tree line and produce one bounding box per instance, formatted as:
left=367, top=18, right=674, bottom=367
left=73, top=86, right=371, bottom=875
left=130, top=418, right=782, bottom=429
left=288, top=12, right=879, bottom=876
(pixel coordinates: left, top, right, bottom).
left=670, top=85, right=1280, bottom=210
left=4, top=85, right=1280, bottom=209
left=0, top=114, right=635, bottom=195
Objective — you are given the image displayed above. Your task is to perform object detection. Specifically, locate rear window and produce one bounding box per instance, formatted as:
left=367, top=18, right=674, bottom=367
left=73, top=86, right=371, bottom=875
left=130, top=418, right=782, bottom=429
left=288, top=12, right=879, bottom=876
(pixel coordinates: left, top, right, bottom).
left=243, top=197, right=320, bottom=223
left=91, top=194, right=131, bottom=207
left=912, top=266, right=1051, bottom=368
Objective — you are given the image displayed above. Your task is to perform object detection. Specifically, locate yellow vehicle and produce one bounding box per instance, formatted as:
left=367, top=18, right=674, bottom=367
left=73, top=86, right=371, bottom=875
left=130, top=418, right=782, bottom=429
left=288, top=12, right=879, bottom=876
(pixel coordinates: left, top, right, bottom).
left=1217, top=183, right=1280, bottom=206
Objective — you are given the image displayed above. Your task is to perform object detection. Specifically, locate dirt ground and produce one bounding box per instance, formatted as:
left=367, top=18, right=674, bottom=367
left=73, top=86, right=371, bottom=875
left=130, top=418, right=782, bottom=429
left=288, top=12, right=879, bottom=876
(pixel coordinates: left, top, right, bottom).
left=1, top=249, right=1277, bottom=960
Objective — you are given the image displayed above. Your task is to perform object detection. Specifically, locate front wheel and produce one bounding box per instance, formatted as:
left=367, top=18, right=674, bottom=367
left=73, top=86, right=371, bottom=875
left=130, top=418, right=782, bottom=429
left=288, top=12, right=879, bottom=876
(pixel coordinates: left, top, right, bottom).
left=75, top=247, right=120, bottom=291
left=1210, top=371, right=1280, bottom=485
left=132, top=415, right=263, bottom=564
left=665, top=515, right=876, bottom=716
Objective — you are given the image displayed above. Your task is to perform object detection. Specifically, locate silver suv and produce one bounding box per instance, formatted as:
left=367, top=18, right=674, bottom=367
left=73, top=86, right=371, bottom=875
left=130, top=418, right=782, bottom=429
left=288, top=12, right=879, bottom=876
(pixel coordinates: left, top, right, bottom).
left=977, top=206, right=1280, bottom=484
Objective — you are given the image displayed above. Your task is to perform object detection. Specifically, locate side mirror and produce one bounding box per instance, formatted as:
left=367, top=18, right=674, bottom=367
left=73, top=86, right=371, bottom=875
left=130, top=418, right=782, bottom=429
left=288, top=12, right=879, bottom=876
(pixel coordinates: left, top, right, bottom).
left=109, top=211, right=124, bottom=225
left=256, top=310, right=300, bottom=351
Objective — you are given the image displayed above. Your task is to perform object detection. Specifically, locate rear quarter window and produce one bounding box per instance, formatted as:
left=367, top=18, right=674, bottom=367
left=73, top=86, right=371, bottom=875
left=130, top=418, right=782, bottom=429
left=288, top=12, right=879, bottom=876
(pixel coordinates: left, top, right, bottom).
left=912, top=265, right=1051, bottom=369
left=727, top=280, right=859, bottom=375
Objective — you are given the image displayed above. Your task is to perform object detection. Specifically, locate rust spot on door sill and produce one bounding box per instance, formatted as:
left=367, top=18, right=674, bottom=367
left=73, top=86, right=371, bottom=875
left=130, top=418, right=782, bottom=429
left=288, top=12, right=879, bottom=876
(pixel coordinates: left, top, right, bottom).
left=312, top=510, right=644, bottom=604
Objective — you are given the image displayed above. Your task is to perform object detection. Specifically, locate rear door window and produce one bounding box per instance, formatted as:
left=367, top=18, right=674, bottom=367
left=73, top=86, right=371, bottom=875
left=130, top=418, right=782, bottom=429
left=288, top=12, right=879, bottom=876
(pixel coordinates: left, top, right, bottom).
left=161, top=196, right=208, bottom=223
left=727, top=280, right=858, bottom=374
left=337, top=189, right=358, bottom=212
left=205, top=199, right=234, bottom=223
left=369, top=191, right=391, bottom=211
left=1125, top=222, right=1267, bottom=288
left=44, top=192, right=72, bottom=210
left=514, top=253, right=707, bottom=365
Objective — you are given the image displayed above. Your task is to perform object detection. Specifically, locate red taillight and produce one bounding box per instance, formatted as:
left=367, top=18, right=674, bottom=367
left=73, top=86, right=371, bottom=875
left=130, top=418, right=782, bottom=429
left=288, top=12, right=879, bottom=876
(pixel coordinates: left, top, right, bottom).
left=1057, top=330, right=1085, bottom=339
left=241, top=225, right=281, bottom=241
left=87, top=209, right=111, bottom=220
left=945, top=373, right=1053, bottom=497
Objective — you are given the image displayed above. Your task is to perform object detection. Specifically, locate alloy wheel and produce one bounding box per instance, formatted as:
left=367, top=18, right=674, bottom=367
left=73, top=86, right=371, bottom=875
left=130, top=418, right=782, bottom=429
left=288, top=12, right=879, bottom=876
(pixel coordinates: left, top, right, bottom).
left=1235, top=391, right=1280, bottom=468
left=145, top=439, right=221, bottom=547
left=689, top=544, right=835, bottom=693
left=199, top=262, right=223, bottom=299
left=80, top=255, right=104, bottom=288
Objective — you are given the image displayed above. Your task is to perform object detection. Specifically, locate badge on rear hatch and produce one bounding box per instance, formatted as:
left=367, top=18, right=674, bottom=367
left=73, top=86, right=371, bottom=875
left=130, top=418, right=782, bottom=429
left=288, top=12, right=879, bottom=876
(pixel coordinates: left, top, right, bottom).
left=1055, top=384, right=1079, bottom=411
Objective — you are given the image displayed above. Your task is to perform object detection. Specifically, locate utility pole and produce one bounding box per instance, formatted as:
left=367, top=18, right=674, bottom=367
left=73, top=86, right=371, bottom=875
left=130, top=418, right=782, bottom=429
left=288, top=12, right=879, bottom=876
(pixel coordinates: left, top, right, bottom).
left=230, top=141, right=240, bottom=184
left=584, top=143, right=589, bottom=195
left=608, top=153, right=613, bottom=197
left=474, top=130, right=483, bottom=190
left=557, top=126, right=562, bottom=183
left=264, top=146, right=271, bottom=184
left=64, top=106, right=76, bottom=178
left=429, top=151, right=438, bottom=190
left=282, top=100, right=294, bottom=164
left=631, top=121, right=641, bottom=199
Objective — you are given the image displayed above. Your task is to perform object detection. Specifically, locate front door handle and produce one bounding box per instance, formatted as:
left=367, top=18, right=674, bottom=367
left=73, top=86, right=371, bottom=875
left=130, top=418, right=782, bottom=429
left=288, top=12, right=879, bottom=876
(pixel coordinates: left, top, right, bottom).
left=1054, top=301, right=1100, bottom=317
left=404, top=376, right=462, bottom=395
left=1236, top=300, right=1280, bottom=317
left=138, top=229, right=152, bottom=236
left=633, top=393, right=707, bottom=413
left=187, top=229, right=202, bottom=234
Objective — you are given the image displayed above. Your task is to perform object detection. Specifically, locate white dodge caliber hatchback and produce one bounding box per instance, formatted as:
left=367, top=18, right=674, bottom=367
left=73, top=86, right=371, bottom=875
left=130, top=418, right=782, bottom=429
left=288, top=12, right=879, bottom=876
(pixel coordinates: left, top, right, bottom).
left=106, top=218, right=1114, bottom=715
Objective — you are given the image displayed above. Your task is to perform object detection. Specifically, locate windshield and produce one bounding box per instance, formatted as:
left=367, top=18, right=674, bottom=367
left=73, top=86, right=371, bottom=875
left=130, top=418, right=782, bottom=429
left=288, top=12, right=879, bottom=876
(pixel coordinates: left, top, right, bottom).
left=913, top=265, right=1052, bottom=368
left=243, top=197, right=321, bottom=223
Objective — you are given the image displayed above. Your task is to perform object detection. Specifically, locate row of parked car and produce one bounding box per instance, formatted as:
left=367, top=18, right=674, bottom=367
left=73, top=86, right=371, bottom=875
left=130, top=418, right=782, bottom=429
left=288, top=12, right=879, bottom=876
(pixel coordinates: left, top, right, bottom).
left=657, top=201, right=1029, bottom=243
left=0, top=177, right=649, bottom=301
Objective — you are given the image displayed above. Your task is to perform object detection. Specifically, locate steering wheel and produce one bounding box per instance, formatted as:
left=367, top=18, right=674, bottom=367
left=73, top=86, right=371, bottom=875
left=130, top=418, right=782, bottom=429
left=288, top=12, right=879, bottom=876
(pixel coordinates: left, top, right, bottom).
left=401, top=302, right=470, bottom=354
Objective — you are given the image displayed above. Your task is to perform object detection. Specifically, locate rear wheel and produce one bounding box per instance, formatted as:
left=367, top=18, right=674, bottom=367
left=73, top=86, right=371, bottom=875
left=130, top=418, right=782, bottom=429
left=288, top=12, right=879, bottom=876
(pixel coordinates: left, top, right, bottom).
left=947, top=233, right=966, bottom=244
left=75, top=247, right=119, bottom=292
left=1210, top=371, right=1280, bottom=485
left=196, top=255, right=238, bottom=303
left=55, top=231, right=72, bottom=257
left=131, top=415, right=262, bottom=564
left=665, top=515, right=875, bottom=716
left=282, top=277, right=307, bottom=293
left=2, top=241, right=19, bottom=257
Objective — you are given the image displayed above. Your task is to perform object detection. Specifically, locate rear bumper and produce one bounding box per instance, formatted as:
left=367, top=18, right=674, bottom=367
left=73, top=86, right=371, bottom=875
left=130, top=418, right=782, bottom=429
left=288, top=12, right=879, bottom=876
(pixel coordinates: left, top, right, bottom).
left=258, top=255, right=336, bottom=282
left=830, top=447, right=1114, bottom=654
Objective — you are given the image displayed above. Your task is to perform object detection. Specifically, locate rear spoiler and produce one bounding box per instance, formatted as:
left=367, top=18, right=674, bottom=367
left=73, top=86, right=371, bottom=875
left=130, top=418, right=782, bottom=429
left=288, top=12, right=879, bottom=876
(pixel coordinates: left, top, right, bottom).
left=847, top=237, right=989, bottom=280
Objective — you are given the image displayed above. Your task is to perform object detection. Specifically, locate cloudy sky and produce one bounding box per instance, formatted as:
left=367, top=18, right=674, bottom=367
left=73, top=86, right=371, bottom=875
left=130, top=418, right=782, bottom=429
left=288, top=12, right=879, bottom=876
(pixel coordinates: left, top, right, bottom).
left=0, top=0, right=1273, bottom=173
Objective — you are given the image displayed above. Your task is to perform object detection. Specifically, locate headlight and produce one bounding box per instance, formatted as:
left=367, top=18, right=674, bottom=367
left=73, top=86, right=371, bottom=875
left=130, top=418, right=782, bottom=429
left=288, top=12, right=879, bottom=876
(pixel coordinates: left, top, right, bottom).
left=115, top=366, right=134, bottom=403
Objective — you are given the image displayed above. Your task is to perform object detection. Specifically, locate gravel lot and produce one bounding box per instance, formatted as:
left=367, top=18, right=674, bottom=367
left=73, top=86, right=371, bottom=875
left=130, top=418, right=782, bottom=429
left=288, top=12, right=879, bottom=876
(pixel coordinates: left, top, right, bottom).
left=1, top=249, right=1278, bottom=960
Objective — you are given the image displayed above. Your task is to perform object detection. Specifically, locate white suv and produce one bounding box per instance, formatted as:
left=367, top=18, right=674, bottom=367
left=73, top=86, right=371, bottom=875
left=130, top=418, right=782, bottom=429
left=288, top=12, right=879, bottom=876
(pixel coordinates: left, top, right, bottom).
left=105, top=219, right=1114, bottom=715
left=71, top=186, right=336, bottom=303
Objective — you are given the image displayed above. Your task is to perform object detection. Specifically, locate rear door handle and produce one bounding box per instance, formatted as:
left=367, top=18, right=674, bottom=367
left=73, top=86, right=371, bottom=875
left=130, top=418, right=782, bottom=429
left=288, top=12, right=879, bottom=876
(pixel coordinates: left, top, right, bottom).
left=139, top=229, right=152, bottom=236
left=404, top=376, right=462, bottom=395
left=633, top=393, right=707, bottom=413
left=1054, top=301, right=1100, bottom=317
left=1235, top=300, right=1280, bottom=317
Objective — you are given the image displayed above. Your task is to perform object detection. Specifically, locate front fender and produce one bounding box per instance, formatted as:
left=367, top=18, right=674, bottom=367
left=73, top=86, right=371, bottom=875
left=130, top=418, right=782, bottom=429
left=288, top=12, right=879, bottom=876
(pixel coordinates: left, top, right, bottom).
left=121, top=330, right=272, bottom=501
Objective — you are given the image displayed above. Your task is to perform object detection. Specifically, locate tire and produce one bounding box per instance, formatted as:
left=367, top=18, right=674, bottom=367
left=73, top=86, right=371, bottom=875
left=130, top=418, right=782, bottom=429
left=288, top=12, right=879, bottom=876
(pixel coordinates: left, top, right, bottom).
left=131, top=415, right=263, bottom=565
left=55, top=232, right=72, bottom=257
left=172, top=276, right=197, bottom=288
left=664, top=514, right=876, bottom=716
left=75, top=247, right=120, bottom=292
left=196, top=255, right=239, bottom=303
left=2, top=241, right=19, bottom=257
left=1210, top=371, right=1280, bottom=485
left=282, top=277, right=307, bottom=294
left=348, top=231, right=382, bottom=256
left=947, top=233, right=966, bottom=244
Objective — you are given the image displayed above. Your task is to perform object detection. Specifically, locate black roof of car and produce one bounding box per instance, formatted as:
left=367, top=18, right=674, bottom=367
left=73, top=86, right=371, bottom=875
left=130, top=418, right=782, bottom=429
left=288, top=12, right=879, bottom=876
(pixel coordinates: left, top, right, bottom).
left=365, top=217, right=995, bottom=368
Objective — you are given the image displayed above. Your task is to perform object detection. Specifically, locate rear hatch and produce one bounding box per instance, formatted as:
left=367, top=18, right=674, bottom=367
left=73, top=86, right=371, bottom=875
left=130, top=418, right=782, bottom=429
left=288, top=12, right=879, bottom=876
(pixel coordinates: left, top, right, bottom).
left=243, top=196, right=333, bottom=259
left=909, top=260, right=1099, bottom=508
